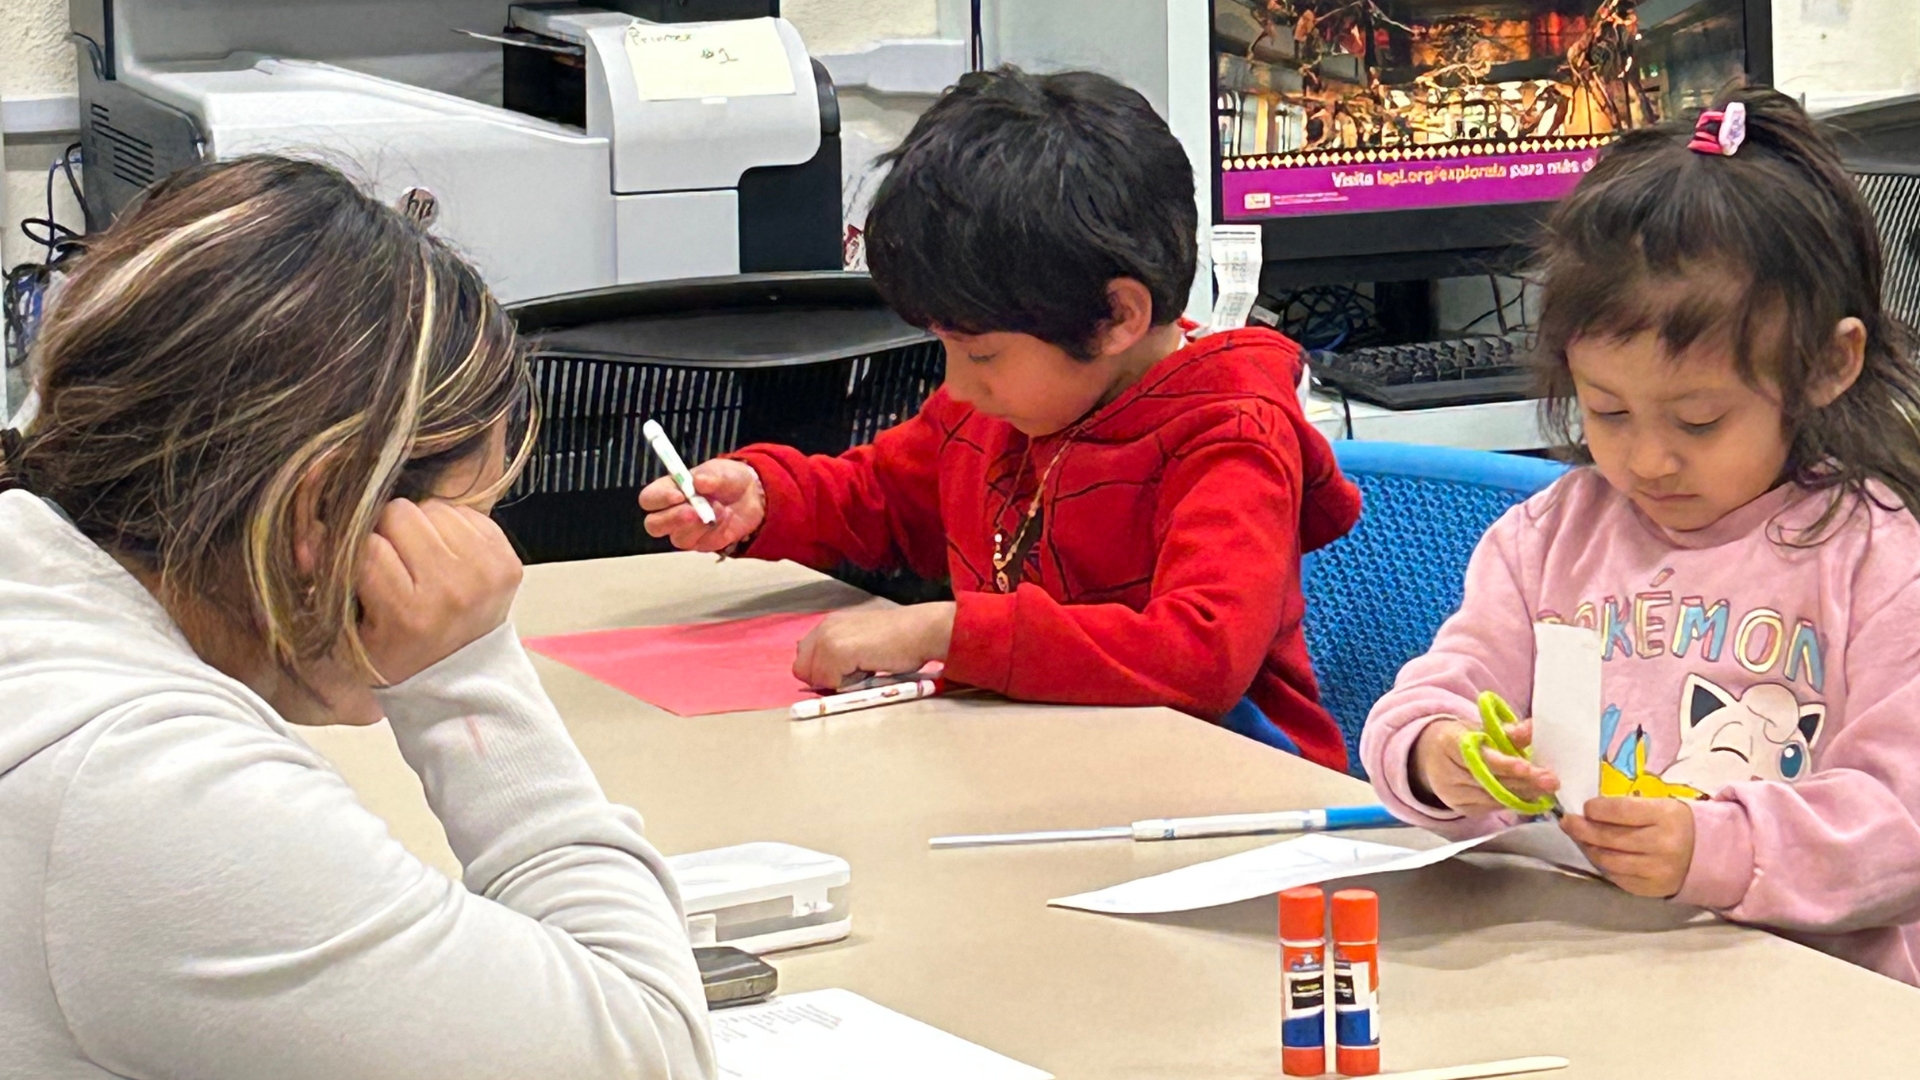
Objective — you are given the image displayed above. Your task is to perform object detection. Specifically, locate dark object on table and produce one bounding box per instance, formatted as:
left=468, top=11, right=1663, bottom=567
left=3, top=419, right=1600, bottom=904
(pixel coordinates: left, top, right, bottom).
left=1310, top=335, right=1537, bottom=410
left=696, top=946, right=778, bottom=1009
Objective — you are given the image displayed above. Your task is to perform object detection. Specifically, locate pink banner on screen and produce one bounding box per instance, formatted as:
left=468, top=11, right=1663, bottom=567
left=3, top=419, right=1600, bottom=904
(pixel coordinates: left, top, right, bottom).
left=1222, top=147, right=1601, bottom=218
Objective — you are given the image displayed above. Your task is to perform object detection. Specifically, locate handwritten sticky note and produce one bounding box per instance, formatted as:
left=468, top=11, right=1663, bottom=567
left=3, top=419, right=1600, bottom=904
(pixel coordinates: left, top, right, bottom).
left=1209, top=225, right=1263, bottom=331
left=1529, top=622, right=1604, bottom=810
left=625, top=18, right=796, bottom=101
left=525, top=611, right=827, bottom=716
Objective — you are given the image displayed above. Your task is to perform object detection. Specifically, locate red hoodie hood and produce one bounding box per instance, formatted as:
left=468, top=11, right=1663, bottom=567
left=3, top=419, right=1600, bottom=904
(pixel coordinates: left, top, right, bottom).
left=1066, top=326, right=1362, bottom=554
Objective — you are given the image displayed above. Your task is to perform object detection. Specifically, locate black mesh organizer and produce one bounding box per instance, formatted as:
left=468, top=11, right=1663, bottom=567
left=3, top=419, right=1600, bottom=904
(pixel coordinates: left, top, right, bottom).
left=499, top=273, right=942, bottom=565
left=1828, top=96, right=1920, bottom=332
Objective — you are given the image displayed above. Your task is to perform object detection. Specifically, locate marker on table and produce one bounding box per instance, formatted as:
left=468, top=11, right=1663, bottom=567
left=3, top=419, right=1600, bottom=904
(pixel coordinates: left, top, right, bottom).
left=790, top=677, right=945, bottom=721
left=928, top=805, right=1407, bottom=849
left=642, top=419, right=716, bottom=526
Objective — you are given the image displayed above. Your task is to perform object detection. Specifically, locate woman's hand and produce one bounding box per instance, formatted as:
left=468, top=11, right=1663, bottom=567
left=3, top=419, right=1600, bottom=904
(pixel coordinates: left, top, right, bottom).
left=1409, top=716, right=1560, bottom=813
left=1562, top=797, right=1697, bottom=899
left=355, top=498, right=523, bottom=685
left=793, top=603, right=956, bottom=691
left=640, top=459, right=766, bottom=553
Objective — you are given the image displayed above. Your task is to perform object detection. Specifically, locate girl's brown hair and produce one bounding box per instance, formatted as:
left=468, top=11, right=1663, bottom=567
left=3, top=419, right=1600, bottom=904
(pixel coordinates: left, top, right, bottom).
left=0, top=156, right=533, bottom=682
left=1534, top=86, right=1920, bottom=534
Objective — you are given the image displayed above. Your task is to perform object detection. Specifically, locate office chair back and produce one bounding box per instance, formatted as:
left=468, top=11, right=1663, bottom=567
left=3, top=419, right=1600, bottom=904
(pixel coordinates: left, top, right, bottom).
left=1302, top=441, right=1568, bottom=774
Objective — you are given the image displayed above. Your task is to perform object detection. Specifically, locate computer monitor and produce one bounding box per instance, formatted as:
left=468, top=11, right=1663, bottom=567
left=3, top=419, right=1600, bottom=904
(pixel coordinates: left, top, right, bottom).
left=1213, top=0, right=1774, bottom=287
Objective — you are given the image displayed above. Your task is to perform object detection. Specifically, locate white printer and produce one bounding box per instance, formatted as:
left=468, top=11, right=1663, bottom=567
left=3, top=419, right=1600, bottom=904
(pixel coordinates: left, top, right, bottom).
left=68, top=0, right=843, bottom=303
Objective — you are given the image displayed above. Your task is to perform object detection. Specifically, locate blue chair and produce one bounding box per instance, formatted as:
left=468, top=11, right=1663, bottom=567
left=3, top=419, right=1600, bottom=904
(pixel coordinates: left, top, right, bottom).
left=1302, top=442, right=1569, bottom=775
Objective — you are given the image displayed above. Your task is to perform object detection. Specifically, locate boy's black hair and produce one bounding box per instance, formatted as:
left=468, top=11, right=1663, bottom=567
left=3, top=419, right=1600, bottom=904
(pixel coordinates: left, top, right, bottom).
left=1533, top=85, right=1920, bottom=536
left=865, top=66, right=1198, bottom=360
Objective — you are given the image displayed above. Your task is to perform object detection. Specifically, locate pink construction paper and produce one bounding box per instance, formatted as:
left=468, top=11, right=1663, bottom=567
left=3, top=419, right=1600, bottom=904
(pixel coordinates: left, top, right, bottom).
left=525, top=611, right=829, bottom=716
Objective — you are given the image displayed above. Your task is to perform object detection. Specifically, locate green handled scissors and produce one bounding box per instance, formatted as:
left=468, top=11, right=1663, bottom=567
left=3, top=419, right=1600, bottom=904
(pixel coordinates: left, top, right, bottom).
left=1461, top=691, right=1562, bottom=818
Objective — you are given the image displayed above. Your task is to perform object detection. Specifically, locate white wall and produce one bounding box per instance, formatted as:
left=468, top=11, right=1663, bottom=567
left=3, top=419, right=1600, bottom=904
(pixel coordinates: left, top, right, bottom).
left=784, top=0, right=937, bottom=54
left=1774, top=0, right=1920, bottom=113
left=2, top=0, right=84, bottom=272
left=784, top=0, right=954, bottom=260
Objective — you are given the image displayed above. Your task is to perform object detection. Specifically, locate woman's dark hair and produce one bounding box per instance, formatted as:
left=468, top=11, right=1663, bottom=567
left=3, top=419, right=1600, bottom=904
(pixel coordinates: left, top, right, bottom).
left=1534, top=86, right=1920, bottom=535
left=865, top=65, right=1198, bottom=360
left=0, top=156, right=533, bottom=682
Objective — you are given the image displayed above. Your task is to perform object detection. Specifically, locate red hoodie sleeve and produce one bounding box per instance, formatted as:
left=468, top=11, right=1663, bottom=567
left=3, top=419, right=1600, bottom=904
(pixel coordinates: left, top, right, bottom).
left=726, top=393, right=953, bottom=580
left=944, top=403, right=1301, bottom=720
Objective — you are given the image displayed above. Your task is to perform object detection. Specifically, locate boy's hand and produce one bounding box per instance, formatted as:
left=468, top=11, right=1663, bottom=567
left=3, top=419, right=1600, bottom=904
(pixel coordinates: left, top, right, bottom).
left=640, top=458, right=765, bottom=553
left=794, top=602, right=956, bottom=691
left=1409, top=716, right=1560, bottom=814
left=356, top=498, right=523, bottom=686
left=1562, top=797, right=1696, bottom=899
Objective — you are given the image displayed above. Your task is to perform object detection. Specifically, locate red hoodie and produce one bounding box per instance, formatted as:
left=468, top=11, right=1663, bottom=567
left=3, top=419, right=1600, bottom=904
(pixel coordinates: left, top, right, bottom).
left=732, top=327, right=1362, bottom=770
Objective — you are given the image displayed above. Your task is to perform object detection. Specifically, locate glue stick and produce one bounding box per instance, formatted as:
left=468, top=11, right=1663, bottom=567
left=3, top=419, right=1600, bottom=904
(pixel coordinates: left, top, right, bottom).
left=1279, top=886, right=1327, bottom=1076
left=1332, top=888, right=1380, bottom=1076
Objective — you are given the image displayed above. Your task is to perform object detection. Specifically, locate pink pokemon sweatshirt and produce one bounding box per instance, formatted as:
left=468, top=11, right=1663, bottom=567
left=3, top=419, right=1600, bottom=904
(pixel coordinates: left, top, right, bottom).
left=1361, top=467, right=1920, bottom=984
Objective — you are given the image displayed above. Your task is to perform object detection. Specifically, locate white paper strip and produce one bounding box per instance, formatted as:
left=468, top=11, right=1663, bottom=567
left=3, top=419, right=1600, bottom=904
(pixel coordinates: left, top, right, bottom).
left=1528, top=623, right=1604, bottom=812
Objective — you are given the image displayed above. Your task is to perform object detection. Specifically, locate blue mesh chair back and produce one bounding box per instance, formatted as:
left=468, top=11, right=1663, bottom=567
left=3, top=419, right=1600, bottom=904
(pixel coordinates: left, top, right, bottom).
left=1303, top=442, right=1568, bottom=775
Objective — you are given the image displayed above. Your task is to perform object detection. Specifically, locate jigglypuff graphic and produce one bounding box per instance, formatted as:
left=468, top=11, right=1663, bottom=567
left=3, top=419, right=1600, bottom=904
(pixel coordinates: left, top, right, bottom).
left=1598, top=677, right=1825, bottom=800
left=1662, top=675, right=1824, bottom=792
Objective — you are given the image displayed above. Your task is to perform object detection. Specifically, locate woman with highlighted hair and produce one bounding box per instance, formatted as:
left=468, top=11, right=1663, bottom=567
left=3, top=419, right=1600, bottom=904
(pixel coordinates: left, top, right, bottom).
left=0, top=157, right=713, bottom=1078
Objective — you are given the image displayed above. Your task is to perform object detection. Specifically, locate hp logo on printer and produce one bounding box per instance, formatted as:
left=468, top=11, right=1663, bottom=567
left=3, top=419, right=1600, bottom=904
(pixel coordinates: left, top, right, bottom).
left=398, top=187, right=439, bottom=227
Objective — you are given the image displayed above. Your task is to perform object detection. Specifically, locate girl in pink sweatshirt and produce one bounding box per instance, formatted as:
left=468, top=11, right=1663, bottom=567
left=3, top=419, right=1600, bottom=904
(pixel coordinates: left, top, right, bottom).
left=1360, top=89, right=1920, bottom=984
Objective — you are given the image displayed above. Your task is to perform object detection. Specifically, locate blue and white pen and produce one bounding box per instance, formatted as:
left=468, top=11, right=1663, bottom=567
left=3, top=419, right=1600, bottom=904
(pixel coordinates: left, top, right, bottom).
left=929, top=805, right=1406, bottom=849
left=642, top=419, right=716, bottom=526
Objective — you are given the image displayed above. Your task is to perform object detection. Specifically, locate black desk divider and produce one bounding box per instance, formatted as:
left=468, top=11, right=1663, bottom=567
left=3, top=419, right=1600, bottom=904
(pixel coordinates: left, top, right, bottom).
left=498, top=273, right=944, bottom=567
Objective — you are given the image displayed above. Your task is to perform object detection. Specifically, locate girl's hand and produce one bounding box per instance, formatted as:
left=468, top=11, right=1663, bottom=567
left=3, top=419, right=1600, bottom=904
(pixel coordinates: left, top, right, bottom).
left=794, top=602, right=956, bottom=691
left=356, top=499, right=523, bottom=685
left=640, top=458, right=765, bottom=553
left=1562, top=797, right=1696, bottom=898
left=1409, top=716, right=1561, bottom=814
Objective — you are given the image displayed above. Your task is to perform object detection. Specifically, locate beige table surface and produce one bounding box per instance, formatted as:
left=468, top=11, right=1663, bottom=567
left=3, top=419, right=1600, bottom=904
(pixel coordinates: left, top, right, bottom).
left=300, top=552, right=1920, bottom=1079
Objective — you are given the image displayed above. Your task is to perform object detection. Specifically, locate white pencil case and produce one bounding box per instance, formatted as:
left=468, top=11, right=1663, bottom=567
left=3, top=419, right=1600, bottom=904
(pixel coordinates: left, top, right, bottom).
left=668, top=842, right=851, bottom=955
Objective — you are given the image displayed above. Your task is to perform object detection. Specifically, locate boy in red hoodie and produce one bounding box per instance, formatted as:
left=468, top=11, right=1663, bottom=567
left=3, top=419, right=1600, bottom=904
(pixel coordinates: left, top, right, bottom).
left=641, top=68, right=1361, bottom=769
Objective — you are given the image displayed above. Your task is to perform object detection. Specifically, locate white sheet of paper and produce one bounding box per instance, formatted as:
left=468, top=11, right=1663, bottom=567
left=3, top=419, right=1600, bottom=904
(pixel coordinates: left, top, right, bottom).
left=1479, top=819, right=1598, bottom=876
left=712, top=989, right=1052, bottom=1080
left=1528, top=623, right=1604, bottom=811
left=625, top=18, right=796, bottom=101
left=1047, top=833, right=1497, bottom=915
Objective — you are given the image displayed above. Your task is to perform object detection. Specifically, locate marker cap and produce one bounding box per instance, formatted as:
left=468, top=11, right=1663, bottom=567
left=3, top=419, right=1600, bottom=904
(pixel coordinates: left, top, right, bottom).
left=1279, top=886, right=1325, bottom=941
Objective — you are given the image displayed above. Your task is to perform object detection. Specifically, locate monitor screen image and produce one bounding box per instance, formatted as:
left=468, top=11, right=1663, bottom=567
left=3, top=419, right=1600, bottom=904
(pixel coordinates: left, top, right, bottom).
left=1216, top=0, right=1751, bottom=220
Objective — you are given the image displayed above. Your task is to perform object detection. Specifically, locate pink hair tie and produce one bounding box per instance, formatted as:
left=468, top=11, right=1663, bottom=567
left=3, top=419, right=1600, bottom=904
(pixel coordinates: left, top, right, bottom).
left=1688, top=101, right=1748, bottom=157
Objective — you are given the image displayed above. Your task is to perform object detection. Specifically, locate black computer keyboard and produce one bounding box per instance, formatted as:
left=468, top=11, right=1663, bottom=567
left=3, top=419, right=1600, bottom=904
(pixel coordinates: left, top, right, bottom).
left=1310, top=335, right=1537, bottom=410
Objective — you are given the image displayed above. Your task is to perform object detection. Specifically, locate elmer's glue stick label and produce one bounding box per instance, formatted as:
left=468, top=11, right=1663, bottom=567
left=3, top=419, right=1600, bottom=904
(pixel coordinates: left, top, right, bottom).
left=1332, top=888, right=1380, bottom=1076
left=1279, top=886, right=1327, bottom=1076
